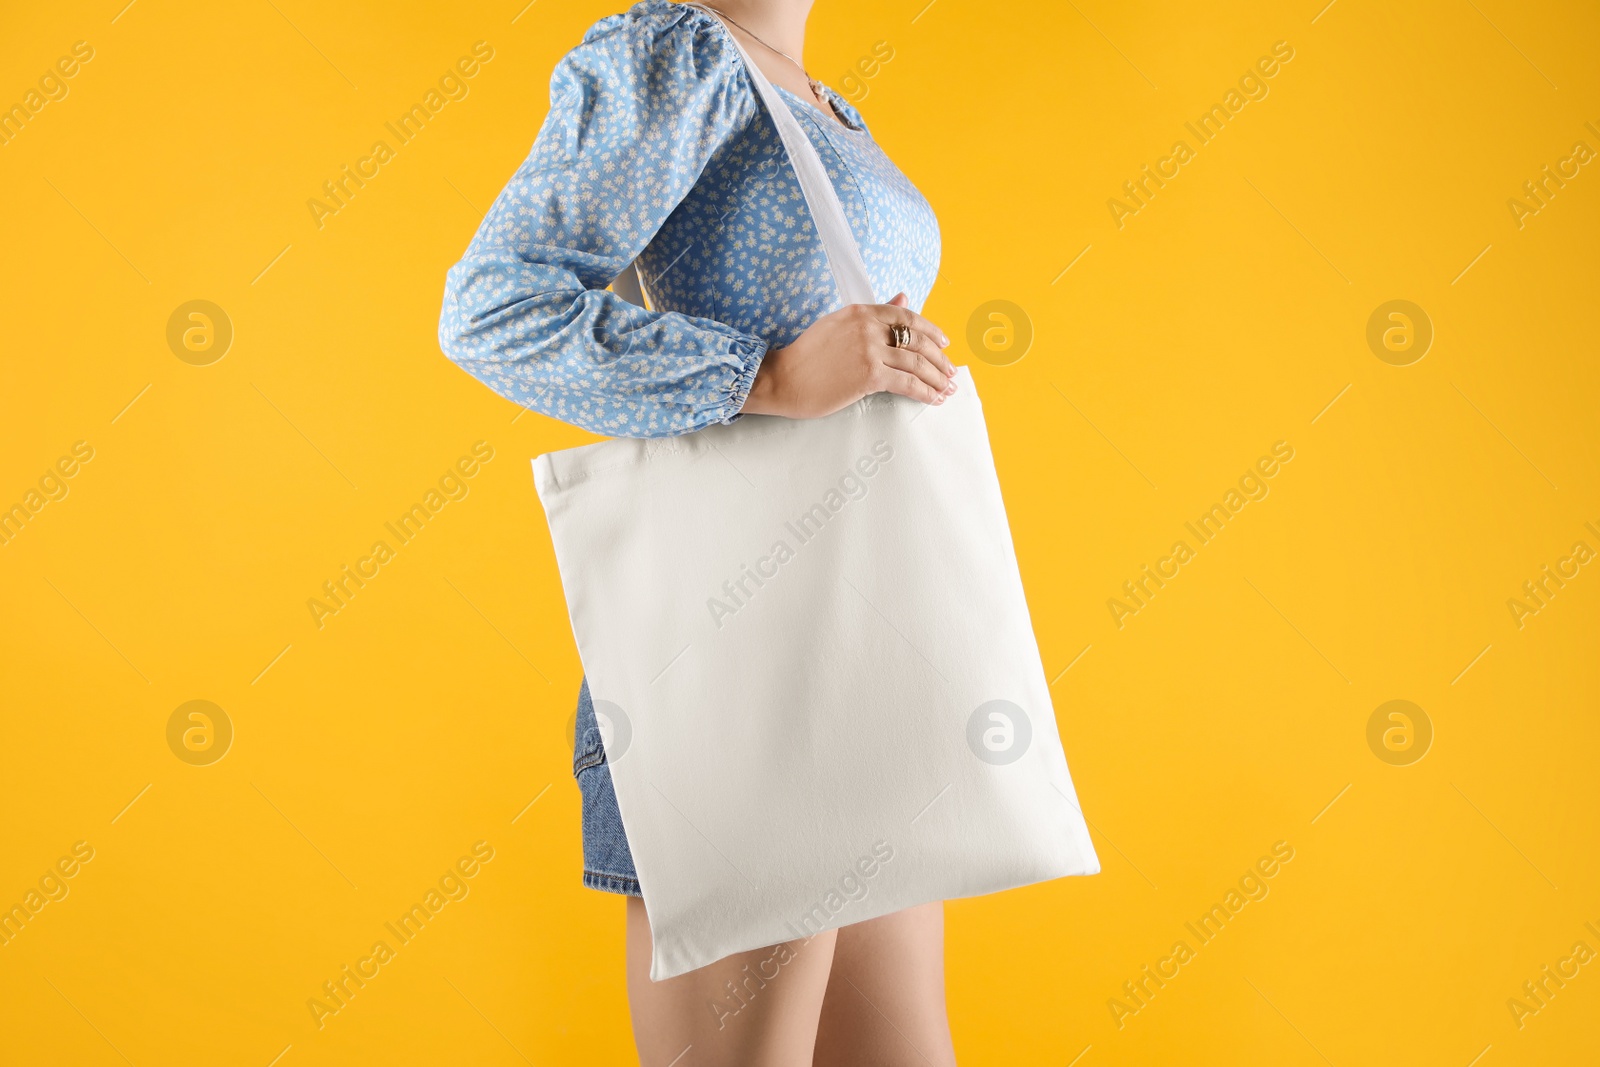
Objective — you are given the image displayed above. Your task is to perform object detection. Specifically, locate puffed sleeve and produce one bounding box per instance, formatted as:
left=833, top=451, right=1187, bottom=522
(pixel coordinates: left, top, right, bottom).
left=438, top=1, right=766, bottom=439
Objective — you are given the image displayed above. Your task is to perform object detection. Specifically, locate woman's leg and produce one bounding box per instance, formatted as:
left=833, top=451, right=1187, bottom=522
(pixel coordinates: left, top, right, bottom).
left=811, top=903, right=956, bottom=1067
left=627, top=896, right=840, bottom=1067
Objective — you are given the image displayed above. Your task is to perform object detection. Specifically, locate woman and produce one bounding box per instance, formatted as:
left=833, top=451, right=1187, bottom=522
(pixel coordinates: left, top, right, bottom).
left=440, top=2, right=957, bottom=1062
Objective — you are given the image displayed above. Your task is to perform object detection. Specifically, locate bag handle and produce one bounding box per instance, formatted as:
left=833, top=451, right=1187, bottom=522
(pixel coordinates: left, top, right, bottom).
left=689, top=4, right=878, bottom=307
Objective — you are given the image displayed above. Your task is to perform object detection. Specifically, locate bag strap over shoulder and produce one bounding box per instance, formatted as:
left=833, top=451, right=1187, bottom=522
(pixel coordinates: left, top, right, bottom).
left=689, top=3, right=878, bottom=307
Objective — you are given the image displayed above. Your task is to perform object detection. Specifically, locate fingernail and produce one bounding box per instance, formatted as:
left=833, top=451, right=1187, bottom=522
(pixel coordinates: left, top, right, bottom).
left=938, top=333, right=950, bottom=347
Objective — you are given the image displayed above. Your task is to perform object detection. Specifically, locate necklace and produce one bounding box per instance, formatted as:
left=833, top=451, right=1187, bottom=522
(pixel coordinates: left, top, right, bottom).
left=704, top=6, right=829, bottom=103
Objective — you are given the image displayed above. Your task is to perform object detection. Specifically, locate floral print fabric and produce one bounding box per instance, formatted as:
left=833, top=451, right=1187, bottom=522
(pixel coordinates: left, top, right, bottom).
left=439, top=0, right=940, bottom=438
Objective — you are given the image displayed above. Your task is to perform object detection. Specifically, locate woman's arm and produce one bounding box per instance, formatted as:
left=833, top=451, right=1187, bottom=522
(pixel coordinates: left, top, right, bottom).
left=438, top=7, right=765, bottom=439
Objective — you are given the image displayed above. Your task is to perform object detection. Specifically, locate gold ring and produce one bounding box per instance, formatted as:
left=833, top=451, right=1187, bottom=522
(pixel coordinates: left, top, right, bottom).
left=890, top=323, right=913, bottom=348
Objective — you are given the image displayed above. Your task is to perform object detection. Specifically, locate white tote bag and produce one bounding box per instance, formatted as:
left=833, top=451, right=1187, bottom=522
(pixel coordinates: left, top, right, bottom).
left=535, top=9, right=1097, bottom=980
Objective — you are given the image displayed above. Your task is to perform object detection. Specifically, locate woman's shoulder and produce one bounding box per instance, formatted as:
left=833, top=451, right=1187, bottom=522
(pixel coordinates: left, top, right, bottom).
left=572, top=1, right=733, bottom=76
left=542, top=3, right=754, bottom=156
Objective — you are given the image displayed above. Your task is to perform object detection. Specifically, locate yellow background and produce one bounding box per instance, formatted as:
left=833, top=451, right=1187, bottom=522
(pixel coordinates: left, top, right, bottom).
left=2, top=0, right=1596, bottom=1063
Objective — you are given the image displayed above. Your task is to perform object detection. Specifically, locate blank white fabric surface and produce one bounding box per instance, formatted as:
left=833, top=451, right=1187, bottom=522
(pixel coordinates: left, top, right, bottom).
left=533, top=7, right=1097, bottom=981
left=535, top=377, right=1098, bottom=979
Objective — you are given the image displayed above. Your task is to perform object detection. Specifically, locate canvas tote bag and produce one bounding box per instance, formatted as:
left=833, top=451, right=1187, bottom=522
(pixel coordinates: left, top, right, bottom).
left=534, top=7, right=1098, bottom=980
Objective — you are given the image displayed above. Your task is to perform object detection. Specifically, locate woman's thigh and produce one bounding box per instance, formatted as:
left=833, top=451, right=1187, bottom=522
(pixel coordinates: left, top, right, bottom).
left=626, top=896, right=839, bottom=1067
left=812, top=902, right=956, bottom=1067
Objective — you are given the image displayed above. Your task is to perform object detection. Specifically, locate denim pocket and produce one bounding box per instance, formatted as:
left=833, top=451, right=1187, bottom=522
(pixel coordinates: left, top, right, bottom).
left=572, top=677, right=607, bottom=777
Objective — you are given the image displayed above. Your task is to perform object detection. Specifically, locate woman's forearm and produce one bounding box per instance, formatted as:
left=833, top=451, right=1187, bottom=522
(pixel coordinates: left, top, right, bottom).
left=439, top=251, right=768, bottom=438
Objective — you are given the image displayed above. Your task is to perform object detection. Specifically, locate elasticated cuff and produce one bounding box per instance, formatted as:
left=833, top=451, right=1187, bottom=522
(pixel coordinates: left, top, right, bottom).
left=716, top=335, right=770, bottom=424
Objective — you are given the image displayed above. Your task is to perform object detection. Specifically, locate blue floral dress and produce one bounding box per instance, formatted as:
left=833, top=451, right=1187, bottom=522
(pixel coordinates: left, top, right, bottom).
left=440, top=0, right=940, bottom=438
left=438, top=0, right=941, bottom=895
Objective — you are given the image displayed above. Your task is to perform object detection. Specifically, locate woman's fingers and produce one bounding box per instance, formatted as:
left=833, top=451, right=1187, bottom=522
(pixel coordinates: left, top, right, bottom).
left=877, top=366, right=944, bottom=405
left=879, top=303, right=951, bottom=352
left=866, top=301, right=955, bottom=377
left=878, top=314, right=956, bottom=381
left=881, top=342, right=954, bottom=400
left=906, top=330, right=957, bottom=379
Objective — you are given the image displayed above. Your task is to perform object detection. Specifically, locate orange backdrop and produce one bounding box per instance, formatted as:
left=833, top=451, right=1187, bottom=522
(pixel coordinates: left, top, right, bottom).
left=1, top=0, right=1597, bottom=1063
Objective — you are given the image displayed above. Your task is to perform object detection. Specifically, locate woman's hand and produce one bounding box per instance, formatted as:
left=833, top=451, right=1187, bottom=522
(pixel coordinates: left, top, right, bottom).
left=740, top=293, right=958, bottom=419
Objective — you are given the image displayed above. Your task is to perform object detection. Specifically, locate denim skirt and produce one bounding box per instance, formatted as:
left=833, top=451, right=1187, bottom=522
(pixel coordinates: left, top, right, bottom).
left=573, top=678, right=642, bottom=896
